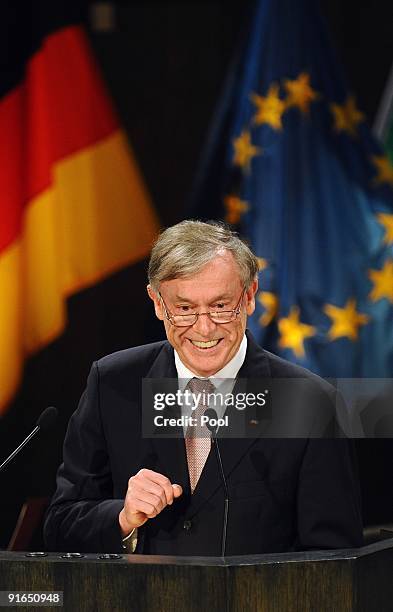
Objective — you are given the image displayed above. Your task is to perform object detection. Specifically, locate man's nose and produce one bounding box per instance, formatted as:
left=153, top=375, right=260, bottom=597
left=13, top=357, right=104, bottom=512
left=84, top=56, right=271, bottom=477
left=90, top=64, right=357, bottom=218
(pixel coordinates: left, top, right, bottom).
left=192, top=312, right=217, bottom=336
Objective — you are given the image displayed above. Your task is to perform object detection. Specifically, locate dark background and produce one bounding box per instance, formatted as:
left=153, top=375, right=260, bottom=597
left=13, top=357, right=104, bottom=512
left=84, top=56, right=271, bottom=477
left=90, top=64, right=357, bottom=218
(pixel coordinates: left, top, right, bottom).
left=0, top=0, right=392, bottom=549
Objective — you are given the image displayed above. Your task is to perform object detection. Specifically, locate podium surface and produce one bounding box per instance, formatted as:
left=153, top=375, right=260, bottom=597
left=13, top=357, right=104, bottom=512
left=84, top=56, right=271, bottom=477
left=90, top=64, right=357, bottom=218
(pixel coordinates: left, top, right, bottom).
left=1, top=540, right=393, bottom=611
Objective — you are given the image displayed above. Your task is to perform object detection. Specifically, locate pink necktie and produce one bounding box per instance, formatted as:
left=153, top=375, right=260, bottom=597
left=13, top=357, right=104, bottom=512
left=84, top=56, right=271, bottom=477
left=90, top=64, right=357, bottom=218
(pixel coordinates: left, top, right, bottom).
left=185, top=378, right=215, bottom=493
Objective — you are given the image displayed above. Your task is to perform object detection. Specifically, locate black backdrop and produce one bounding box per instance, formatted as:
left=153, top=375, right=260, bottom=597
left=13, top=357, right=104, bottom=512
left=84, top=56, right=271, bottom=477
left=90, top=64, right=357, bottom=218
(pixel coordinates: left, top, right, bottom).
left=0, top=0, right=392, bottom=549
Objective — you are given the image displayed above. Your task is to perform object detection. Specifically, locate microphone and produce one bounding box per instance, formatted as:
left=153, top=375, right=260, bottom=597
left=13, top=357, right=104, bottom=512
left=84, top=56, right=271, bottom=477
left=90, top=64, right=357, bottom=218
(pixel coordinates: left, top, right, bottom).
left=204, top=408, right=229, bottom=557
left=0, top=406, right=58, bottom=473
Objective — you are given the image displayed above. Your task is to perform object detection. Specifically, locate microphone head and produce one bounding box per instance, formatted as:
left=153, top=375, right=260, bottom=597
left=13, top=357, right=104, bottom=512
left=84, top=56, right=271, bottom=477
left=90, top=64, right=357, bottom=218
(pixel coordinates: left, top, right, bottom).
left=36, top=406, right=58, bottom=432
left=204, top=408, right=218, bottom=434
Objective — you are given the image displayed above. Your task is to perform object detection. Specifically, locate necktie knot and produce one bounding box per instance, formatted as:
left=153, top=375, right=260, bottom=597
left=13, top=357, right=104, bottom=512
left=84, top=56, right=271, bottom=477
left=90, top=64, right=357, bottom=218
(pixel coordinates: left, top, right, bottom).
left=186, top=377, right=215, bottom=406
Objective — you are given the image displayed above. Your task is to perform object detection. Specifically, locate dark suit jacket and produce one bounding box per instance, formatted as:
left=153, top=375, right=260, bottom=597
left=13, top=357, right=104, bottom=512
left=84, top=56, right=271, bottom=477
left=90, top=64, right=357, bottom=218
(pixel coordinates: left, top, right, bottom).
left=44, top=331, right=363, bottom=555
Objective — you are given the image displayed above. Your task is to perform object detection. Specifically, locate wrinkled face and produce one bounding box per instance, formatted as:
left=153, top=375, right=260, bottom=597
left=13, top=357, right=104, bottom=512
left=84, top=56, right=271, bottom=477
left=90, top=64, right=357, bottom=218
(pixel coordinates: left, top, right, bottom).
left=147, top=251, right=257, bottom=377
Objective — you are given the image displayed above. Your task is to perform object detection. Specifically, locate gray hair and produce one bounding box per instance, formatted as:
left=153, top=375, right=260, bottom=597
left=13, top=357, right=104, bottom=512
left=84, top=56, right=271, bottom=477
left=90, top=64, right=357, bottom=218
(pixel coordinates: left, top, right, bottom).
left=148, top=220, right=259, bottom=291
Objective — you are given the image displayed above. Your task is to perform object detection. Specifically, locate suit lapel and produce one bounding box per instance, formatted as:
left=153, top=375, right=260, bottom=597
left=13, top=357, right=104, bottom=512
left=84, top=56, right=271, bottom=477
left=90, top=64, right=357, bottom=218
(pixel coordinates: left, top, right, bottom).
left=145, top=343, right=190, bottom=492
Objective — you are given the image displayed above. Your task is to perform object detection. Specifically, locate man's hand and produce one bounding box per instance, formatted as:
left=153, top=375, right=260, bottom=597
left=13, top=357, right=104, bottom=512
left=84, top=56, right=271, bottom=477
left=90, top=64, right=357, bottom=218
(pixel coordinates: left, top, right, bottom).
left=119, top=468, right=183, bottom=537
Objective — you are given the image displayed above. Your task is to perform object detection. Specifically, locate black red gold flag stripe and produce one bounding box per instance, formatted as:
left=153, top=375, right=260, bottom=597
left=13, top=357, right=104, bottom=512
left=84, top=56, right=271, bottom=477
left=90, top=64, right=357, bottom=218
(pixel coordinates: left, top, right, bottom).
left=0, top=4, right=159, bottom=413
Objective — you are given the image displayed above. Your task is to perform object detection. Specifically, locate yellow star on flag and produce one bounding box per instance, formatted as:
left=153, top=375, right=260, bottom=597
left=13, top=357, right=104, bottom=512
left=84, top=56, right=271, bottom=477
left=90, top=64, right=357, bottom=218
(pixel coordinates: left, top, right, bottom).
left=251, top=84, right=286, bottom=130
left=324, top=299, right=369, bottom=341
left=372, top=156, right=393, bottom=187
left=224, top=195, right=249, bottom=224
left=232, top=130, right=262, bottom=171
left=278, top=306, right=316, bottom=358
left=330, top=95, right=364, bottom=137
left=283, top=72, right=319, bottom=114
left=376, top=212, right=393, bottom=244
left=258, top=291, right=278, bottom=327
left=257, top=257, right=267, bottom=272
left=368, top=259, right=393, bottom=303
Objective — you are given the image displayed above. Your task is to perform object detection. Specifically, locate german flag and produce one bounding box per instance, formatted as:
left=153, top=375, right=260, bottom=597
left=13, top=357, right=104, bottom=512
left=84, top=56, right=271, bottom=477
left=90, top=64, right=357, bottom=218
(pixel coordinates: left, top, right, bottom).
left=0, top=3, right=159, bottom=414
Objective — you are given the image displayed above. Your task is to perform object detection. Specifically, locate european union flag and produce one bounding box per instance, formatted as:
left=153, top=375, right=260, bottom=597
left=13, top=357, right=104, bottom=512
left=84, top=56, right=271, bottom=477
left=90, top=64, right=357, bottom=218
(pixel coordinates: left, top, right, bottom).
left=189, top=0, right=393, bottom=378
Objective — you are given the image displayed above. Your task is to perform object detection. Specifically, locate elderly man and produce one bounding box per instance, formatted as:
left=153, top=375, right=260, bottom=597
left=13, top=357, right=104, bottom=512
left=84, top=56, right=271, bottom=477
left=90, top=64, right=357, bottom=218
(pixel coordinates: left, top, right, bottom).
left=44, top=220, right=363, bottom=555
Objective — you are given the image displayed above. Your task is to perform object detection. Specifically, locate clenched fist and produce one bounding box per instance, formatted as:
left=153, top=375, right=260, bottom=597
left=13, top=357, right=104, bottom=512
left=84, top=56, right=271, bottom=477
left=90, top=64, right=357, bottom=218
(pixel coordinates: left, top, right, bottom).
left=119, top=468, right=183, bottom=537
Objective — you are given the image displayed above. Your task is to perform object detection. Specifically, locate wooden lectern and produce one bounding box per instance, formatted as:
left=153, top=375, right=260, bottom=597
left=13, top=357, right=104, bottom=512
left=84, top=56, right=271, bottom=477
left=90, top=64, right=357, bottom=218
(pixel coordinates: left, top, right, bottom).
left=1, top=540, right=393, bottom=611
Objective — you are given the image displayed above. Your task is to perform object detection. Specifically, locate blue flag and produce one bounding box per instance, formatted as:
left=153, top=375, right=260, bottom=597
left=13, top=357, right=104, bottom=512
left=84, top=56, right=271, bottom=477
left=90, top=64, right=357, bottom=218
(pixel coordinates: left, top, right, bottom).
left=189, top=0, right=393, bottom=378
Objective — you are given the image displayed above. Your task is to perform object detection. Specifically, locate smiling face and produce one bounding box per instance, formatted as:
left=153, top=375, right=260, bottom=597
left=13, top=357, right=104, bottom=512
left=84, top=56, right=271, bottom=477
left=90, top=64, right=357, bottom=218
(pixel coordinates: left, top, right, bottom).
left=147, top=251, right=258, bottom=377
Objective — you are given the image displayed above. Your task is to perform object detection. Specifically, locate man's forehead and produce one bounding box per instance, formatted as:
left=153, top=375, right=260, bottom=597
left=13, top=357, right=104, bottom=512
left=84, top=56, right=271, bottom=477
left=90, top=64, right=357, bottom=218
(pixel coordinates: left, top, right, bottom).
left=170, top=253, right=240, bottom=282
left=157, top=252, right=243, bottom=297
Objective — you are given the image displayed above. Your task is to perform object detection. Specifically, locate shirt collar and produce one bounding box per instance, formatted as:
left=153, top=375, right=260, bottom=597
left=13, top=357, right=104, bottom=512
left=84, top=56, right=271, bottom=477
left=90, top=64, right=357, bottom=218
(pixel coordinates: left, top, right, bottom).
left=174, top=334, right=247, bottom=390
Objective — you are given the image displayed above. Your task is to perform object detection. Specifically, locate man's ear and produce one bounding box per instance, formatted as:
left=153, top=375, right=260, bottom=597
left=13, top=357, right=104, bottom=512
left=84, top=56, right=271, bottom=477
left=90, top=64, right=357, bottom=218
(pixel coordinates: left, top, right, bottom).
left=147, top=285, right=164, bottom=321
left=245, top=277, right=258, bottom=316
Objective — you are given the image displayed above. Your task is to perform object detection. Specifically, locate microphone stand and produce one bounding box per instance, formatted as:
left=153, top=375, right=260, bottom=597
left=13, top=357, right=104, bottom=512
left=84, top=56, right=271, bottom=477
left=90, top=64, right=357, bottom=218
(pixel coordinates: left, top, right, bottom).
left=0, top=406, right=58, bottom=473
left=205, top=408, right=229, bottom=557
left=0, top=427, right=40, bottom=473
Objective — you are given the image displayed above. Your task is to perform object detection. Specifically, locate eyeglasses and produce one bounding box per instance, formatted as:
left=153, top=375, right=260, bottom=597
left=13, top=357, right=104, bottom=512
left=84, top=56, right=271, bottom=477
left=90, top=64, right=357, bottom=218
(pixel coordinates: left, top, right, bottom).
left=158, top=289, right=246, bottom=327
